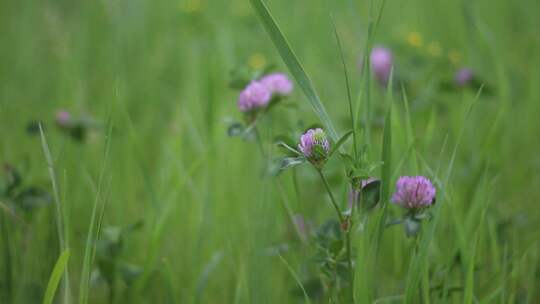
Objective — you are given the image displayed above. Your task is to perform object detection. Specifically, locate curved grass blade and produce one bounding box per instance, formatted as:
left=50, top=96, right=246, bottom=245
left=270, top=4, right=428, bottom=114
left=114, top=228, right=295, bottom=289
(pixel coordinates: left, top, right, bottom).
left=39, top=124, right=65, bottom=251
left=43, top=250, right=70, bottom=304
left=249, top=0, right=338, bottom=141
left=277, top=253, right=312, bottom=304
left=39, top=124, right=70, bottom=303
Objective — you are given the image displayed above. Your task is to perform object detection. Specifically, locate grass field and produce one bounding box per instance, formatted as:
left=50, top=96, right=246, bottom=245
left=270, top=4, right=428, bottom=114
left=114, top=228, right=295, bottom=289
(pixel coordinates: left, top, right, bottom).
left=1, top=0, right=540, bottom=303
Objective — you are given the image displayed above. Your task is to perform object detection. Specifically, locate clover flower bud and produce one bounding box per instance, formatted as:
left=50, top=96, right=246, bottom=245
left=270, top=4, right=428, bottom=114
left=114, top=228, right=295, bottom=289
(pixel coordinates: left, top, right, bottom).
left=298, top=128, right=330, bottom=164
left=370, top=47, right=393, bottom=86
left=391, top=176, right=436, bottom=210
left=454, top=68, right=474, bottom=87
left=259, top=73, right=293, bottom=96
left=237, top=81, right=271, bottom=112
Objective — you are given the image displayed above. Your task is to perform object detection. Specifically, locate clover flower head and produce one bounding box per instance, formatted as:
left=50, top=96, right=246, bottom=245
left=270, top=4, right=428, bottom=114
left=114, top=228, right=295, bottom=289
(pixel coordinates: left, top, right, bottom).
left=454, top=68, right=474, bottom=87
left=56, top=110, right=72, bottom=128
left=298, top=128, right=330, bottom=160
left=259, top=73, right=294, bottom=96
left=392, top=176, right=436, bottom=209
left=237, top=81, right=271, bottom=112
left=370, top=46, right=393, bottom=86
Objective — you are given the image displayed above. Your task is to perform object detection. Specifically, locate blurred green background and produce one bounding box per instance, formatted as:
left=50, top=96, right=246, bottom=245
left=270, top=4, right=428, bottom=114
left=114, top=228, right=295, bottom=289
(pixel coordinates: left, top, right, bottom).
left=0, top=0, right=539, bottom=303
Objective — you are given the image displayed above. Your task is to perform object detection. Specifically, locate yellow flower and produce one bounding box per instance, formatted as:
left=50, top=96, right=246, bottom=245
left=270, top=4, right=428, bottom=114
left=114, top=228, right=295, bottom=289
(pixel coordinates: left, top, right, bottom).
left=248, top=53, right=267, bottom=70
left=180, top=0, right=203, bottom=13
left=448, top=49, right=462, bottom=65
left=407, top=32, right=423, bottom=48
left=427, top=42, right=442, bottom=57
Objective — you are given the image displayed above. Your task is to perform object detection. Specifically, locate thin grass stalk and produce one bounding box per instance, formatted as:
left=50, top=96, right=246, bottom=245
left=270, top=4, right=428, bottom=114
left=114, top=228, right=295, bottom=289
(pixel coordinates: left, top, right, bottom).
left=39, top=124, right=70, bottom=302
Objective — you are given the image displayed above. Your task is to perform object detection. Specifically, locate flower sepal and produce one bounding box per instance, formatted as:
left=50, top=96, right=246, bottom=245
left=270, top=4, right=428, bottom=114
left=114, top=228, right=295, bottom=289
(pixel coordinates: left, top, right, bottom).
left=403, top=216, right=421, bottom=238
left=404, top=211, right=434, bottom=237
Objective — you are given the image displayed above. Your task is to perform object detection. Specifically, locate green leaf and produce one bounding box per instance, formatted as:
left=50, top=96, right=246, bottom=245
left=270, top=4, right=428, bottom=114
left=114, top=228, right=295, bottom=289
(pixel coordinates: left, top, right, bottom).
left=15, top=187, right=52, bottom=211
left=328, top=130, right=353, bottom=158
left=359, top=179, right=381, bottom=211
left=280, top=157, right=306, bottom=170
left=249, top=0, right=338, bottom=141
left=43, top=250, right=70, bottom=304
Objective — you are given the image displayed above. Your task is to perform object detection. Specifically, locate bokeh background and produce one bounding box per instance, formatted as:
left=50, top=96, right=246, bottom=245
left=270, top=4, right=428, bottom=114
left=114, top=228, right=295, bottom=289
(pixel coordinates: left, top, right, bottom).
left=0, top=0, right=539, bottom=303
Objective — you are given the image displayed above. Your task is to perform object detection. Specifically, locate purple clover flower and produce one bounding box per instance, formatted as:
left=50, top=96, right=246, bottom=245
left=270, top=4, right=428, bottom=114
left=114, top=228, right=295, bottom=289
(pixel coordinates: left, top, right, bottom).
left=56, top=110, right=72, bottom=128
left=237, top=81, right=271, bottom=112
left=370, top=47, right=393, bottom=86
left=454, top=68, right=474, bottom=87
left=259, top=73, right=294, bottom=96
left=298, top=128, right=330, bottom=161
left=391, top=176, right=436, bottom=210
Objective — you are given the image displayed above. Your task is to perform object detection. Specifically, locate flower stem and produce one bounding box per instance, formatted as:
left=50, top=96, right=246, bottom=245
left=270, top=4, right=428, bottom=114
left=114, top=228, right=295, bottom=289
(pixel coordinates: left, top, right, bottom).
left=253, top=127, right=267, bottom=159
left=316, top=169, right=343, bottom=223
left=346, top=230, right=354, bottom=302
left=317, top=170, right=355, bottom=301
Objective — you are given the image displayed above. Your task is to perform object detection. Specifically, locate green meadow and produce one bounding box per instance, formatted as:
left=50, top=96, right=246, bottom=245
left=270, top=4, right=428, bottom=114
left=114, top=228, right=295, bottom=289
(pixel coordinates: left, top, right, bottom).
left=0, top=0, right=539, bottom=303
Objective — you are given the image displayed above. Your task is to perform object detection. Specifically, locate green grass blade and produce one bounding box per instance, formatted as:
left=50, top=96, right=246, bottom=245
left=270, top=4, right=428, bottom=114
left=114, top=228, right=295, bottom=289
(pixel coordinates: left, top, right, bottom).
left=195, top=251, right=224, bottom=303
left=374, top=67, right=394, bottom=252
left=354, top=69, right=394, bottom=302
left=249, top=0, right=338, bottom=141
left=38, top=124, right=65, bottom=251
left=329, top=130, right=353, bottom=158
left=404, top=86, right=484, bottom=303
left=39, top=124, right=70, bottom=302
left=78, top=121, right=113, bottom=304
left=277, top=253, right=312, bottom=304
left=401, top=85, right=418, bottom=173
left=330, top=14, right=358, bottom=160
left=464, top=229, right=479, bottom=304
left=355, top=0, right=388, bottom=152
left=43, top=250, right=70, bottom=304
